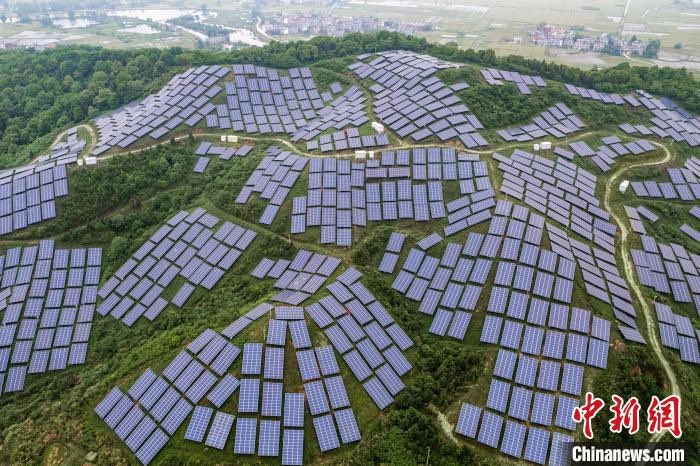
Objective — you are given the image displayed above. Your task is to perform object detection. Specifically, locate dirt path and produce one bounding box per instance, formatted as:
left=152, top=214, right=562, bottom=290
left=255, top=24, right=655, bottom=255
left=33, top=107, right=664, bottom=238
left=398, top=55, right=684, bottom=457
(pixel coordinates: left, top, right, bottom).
left=30, top=124, right=97, bottom=165
left=429, top=405, right=460, bottom=446
left=602, top=141, right=680, bottom=444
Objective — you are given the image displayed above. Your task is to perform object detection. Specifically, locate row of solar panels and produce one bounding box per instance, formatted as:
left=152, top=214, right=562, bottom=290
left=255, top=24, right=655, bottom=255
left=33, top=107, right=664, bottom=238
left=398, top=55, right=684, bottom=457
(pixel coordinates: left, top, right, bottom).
left=97, top=208, right=256, bottom=326
left=624, top=205, right=659, bottom=235
left=494, top=149, right=617, bottom=253
left=251, top=250, right=341, bottom=305
left=481, top=68, right=546, bottom=95
left=630, top=166, right=700, bottom=201
left=497, top=103, right=584, bottom=142
left=0, top=241, right=102, bottom=394
left=307, top=130, right=389, bottom=152
left=631, top=234, right=700, bottom=317
left=349, top=50, right=488, bottom=147
left=235, top=147, right=308, bottom=226
left=92, top=63, right=368, bottom=155
left=655, top=302, right=700, bottom=365
left=566, top=84, right=700, bottom=148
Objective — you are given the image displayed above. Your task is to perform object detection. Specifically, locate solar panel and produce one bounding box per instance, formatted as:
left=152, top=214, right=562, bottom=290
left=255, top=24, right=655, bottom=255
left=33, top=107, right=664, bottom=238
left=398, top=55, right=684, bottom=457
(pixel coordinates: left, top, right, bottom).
left=455, top=403, right=481, bottom=438
left=477, top=411, right=503, bottom=448
left=234, top=417, right=258, bottom=454
left=524, top=426, right=550, bottom=465
left=258, top=420, right=281, bottom=457
left=184, top=406, right=212, bottom=442
left=281, top=429, right=303, bottom=466
left=500, top=420, right=527, bottom=458
left=205, top=411, right=235, bottom=450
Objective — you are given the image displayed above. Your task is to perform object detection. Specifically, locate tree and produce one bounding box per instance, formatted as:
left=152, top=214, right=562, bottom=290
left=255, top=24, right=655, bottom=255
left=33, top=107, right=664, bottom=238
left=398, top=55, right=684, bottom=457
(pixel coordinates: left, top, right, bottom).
left=643, top=39, right=661, bottom=58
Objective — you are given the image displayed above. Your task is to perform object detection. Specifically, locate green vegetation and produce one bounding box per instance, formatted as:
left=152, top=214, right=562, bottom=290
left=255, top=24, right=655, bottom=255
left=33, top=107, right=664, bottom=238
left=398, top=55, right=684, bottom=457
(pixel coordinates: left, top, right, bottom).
left=3, top=31, right=699, bottom=168
left=0, top=31, right=698, bottom=466
left=643, top=39, right=661, bottom=59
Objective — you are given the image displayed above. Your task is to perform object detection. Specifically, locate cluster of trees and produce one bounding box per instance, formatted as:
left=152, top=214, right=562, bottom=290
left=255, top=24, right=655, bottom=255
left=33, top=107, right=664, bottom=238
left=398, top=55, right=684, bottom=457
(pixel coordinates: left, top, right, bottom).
left=1, top=31, right=698, bottom=167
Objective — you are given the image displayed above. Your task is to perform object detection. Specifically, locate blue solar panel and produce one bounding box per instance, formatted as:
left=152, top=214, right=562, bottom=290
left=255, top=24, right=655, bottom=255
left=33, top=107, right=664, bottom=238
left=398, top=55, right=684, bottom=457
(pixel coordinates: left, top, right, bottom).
left=313, top=414, right=340, bottom=452
left=524, top=426, right=550, bottom=465
left=500, top=420, right=527, bottom=458
left=486, top=378, right=511, bottom=413
left=530, top=392, right=555, bottom=426
left=282, top=429, right=303, bottom=466
left=363, top=376, right=393, bottom=410
left=455, top=403, right=481, bottom=438
left=257, top=419, right=281, bottom=457
left=238, top=378, right=260, bottom=413
left=515, top=355, right=538, bottom=387
left=560, top=363, right=584, bottom=396
left=184, top=406, right=212, bottom=442
left=205, top=411, right=235, bottom=450
left=234, top=417, right=258, bottom=454
left=556, top=395, right=579, bottom=431
left=477, top=411, right=503, bottom=448
left=335, top=408, right=361, bottom=444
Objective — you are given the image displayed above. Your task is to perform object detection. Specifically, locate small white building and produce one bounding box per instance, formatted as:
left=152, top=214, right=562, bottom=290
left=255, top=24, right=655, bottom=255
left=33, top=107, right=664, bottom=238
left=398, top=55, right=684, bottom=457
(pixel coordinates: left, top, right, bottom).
left=541, top=141, right=552, bottom=150
left=355, top=150, right=367, bottom=159
left=371, top=122, right=384, bottom=133
left=368, top=150, right=375, bottom=159
left=227, top=135, right=238, bottom=143
left=533, top=143, right=540, bottom=152
left=619, top=180, right=630, bottom=193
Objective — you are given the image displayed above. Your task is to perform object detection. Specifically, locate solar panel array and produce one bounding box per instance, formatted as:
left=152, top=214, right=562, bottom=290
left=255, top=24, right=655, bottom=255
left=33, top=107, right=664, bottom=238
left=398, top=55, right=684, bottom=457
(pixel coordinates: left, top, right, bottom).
left=541, top=220, right=639, bottom=343
left=388, top=201, right=582, bottom=338
left=348, top=51, right=488, bottom=148
left=576, top=138, right=656, bottom=173
left=655, top=302, right=700, bottom=365
left=494, top=149, right=616, bottom=251
left=306, top=267, right=413, bottom=409
left=0, top=240, right=101, bottom=395
left=481, top=68, right=546, bottom=95
left=379, top=232, right=406, bottom=274
left=496, top=103, right=584, bottom=142
left=97, top=208, right=256, bottom=325
left=624, top=205, right=659, bottom=235
left=565, top=84, right=635, bottom=106
left=631, top=233, right=700, bottom=317
left=251, top=249, right=341, bottom=305
left=235, top=146, right=308, bottom=225
left=454, top=244, right=612, bottom=464
left=192, top=142, right=253, bottom=173
left=297, top=343, right=361, bottom=452
left=92, top=64, right=368, bottom=154
left=0, top=157, right=71, bottom=236
left=630, top=166, right=700, bottom=201
left=292, top=149, right=494, bottom=245
left=308, top=128, right=389, bottom=152
left=39, top=127, right=86, bottom=166
left=96, top=327, right=242, bottom=463
left=566, top=85, right=700, bottom=147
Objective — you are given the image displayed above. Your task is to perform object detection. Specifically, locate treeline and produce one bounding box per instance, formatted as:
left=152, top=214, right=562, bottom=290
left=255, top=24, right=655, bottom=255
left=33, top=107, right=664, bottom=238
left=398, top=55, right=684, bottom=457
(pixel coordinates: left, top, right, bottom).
left=1, top=31, right=698, bottom=167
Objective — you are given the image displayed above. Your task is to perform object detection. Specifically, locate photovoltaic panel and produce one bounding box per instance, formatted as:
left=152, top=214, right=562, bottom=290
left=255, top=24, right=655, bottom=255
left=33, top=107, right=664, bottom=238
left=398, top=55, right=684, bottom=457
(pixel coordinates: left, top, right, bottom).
left=282, top=429, right=303, bottom=466
left=477, top=411, right=503, bottom=448
left=184, top=406, right=212, bottom=442
left=524, top=426, right=550, bottom=465
left=205, top=411, right=235, bottom=450
left=234, top=417, right=258, bottom=455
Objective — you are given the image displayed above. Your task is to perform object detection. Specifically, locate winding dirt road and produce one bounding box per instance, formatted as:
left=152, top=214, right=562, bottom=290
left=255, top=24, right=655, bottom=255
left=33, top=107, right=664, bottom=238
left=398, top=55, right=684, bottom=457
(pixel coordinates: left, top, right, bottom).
left=602, top=141, right=680, bottom=444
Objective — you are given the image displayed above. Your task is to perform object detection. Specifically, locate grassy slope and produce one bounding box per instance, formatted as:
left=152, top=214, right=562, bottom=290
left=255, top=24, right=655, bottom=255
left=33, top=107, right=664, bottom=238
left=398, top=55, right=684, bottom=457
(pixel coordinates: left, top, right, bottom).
left=0, top=57, right=699, bottom=465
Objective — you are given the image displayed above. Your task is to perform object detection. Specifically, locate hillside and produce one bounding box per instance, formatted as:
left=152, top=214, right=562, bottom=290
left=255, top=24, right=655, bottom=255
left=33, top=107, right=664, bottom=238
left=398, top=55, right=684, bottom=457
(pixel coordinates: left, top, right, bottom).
left=0, top=33, right=698, bottom=466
